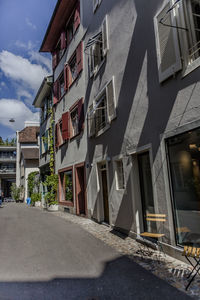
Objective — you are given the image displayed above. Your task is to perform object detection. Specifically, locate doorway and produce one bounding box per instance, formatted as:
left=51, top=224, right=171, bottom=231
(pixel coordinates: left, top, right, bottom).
left=99, top=163, right=109, bottom=224
left=138, top=152, right=155, bottom=232
left=75, top=164, right=86, bottom=215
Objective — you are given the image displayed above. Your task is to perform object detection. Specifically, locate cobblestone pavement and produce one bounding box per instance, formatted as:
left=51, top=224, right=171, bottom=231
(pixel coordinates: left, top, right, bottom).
left=43, top=209, right=200, bottom=299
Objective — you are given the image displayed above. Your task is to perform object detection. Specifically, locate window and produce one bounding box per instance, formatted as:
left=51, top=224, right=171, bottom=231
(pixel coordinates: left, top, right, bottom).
left=115, top=160, right=125, bottom=190
left=70, top=107, right=79, bottom=137
left=52, top=1, right=80, bottom=69
left=59, top=73, right=65, bottom=99
left=64, top=42, right=83, bottom=90
left=89, top=15, right=108, bottom=76
left=66, top=1, right=80, bottom=46
left=60, top=169, right=73, bottom=204
left=167, top=128, right=200, bottom=246
left=155, top=0, right=200, bottom=82
left=88, top=77, right=116, bottom=137
left=61, top=99, right=84, bottom=141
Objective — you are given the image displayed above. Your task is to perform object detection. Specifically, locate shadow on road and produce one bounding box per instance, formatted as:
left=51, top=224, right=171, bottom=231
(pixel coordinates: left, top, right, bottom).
left=0, top=256, right=192, bottom=300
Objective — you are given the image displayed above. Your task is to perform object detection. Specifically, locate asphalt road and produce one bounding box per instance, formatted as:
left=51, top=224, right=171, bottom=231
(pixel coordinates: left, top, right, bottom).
left=0, top=203, right=192, bottom=300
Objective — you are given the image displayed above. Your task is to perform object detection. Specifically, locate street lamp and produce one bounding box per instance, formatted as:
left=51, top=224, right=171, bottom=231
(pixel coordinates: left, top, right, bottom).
left=9, top=118, right=15, bottom=123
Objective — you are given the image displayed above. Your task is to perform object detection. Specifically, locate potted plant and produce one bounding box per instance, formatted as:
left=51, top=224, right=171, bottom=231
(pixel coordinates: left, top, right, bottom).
left=11, top=183, right=24, bottom=203
left=31, top=193, right=41, bottom=207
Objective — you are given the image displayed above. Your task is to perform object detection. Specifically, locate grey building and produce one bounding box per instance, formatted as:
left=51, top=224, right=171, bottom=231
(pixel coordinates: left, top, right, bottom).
left=0, top=146, right=16, bottom=199
left=40, top=0, right=200, bottom=259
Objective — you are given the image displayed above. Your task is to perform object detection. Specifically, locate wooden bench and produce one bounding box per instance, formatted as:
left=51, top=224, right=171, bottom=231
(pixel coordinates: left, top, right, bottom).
left=182, top=245, right=200, bottom=290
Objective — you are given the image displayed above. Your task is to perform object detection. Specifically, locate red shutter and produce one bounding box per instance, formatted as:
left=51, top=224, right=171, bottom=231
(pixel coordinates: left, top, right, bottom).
left=76, top=41, right=83, bottom=74
left=53, top=81, right=58, bottom=105
left=60, top=31, right=66, bottom=50
left=52, top=52, right=57, bottom=69
left=74, top=1, right=80, bottom=32
left=62, top=112, right=70, bottom=140
left=78, top=98, right=84, bottom=132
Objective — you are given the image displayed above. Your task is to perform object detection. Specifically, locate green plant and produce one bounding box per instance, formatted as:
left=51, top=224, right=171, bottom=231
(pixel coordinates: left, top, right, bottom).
left=11, top=183, right=24, bottom=202
left=27, top=171, right=39, bottom=197
left=43, top=174, right=58, bottom=205
left=31, top=193, right=41, bottom=205
left=43, top=108, right=59, bottom=206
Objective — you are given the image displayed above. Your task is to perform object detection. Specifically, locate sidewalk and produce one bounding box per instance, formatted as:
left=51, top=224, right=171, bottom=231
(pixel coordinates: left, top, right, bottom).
left=43, top=208, right=200, bottom=299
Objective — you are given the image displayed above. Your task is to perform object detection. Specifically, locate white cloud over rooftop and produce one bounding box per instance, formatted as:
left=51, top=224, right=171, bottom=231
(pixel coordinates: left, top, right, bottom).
left=0, top=50, right=50, bottom=92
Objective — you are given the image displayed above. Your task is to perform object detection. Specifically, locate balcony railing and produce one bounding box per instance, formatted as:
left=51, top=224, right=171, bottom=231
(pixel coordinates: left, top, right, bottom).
left=0, top=168, right=16, bottom=174
left=0, top=156, right=16, bottom=161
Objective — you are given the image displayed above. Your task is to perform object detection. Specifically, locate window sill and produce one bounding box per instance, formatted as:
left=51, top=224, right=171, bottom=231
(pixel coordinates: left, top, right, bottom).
left=182, top=56, right=200, bottom=78
left=59, top=200, right=74, bottom=207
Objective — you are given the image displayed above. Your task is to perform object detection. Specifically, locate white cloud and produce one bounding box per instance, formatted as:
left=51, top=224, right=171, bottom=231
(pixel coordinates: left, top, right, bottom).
left=1, top=82, right=6, bottom=87
left=28, top=51, right=51, bottom=72
left=15, top=40, right=35, bottom=50
left=25, top=18, right=37, bottom=30
left=0, top=98, right=39, bottom=131
left=0, top=50, right=50, bottom=92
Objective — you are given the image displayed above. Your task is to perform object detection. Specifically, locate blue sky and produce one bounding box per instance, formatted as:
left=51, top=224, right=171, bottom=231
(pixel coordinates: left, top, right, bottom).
left=0, top=0, right=57, bottom=140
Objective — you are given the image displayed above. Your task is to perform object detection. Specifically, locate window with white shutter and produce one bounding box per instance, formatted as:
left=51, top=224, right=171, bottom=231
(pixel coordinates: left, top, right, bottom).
left=89, top=15, right=109, bottom=75
left=155, top=1, right=182, bottom=82
left=88, top=77, right=116, bottom=137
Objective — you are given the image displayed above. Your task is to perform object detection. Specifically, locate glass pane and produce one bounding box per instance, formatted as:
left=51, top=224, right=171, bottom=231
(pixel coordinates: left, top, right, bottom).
left=167, top=128, right=200, bottom=246
left=138, top=152, right=155, bottom=232
left=65, top=170, right=73, bottom=202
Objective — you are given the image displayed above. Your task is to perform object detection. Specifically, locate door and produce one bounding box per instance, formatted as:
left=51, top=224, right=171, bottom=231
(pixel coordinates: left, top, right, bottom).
left=138, top=152, right=155, bottom=232
left=76, top=166, right=86, bottom=215
left=100, top=164, right=109, bottom=223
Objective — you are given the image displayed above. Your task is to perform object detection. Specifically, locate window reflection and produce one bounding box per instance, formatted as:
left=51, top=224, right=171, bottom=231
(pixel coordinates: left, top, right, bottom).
left=167, top=128, right=200, bottom=246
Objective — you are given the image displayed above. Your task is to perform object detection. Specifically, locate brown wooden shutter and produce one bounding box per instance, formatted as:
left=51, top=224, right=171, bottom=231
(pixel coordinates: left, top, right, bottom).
left=53, top=81, right=59, bottom=105
left=106, top=77, right=116, bottom=122
left=62, top=111, right=70, bottom=140
left=60, top=31, right=66, bottom=50
left=74, top=1, right=80, bottom=32
left=78, top=98, right=84, bottom=132
left=52, top=52, right=57, bottom=69
left=76, top=41, right=83, bottom=74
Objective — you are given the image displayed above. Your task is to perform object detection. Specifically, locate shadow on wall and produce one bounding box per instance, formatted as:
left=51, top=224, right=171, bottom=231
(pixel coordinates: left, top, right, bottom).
left=0, top=256, right=191, bottom=300
left=85, top=0, right=200, bottom=235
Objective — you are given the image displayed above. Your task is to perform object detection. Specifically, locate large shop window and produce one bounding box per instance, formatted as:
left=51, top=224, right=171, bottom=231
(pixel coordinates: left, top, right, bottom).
left=167, top=128, right=200, bottom=246
left=138, top=152, right=155, bottom=233
left=60, top=169, right=73, bottom=204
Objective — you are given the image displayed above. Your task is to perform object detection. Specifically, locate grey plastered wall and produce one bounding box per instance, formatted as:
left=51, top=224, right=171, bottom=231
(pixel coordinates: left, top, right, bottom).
left=85, top=0, right=200, bottom=247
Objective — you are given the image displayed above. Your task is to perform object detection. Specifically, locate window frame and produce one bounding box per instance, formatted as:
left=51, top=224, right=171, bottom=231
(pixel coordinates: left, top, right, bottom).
left=88, top=77, right=116, bottom=137
left=89, top=15, right=109, bottom=77
left=59, top=166, right=74, bottom=207
left=115, top=159, right=125, bottom=190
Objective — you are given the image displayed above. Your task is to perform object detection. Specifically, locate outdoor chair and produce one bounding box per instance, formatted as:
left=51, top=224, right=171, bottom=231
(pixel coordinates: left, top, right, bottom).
left=138, top=213, right=166, bottom=260
left=182, top=245, right=200, bottom=290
